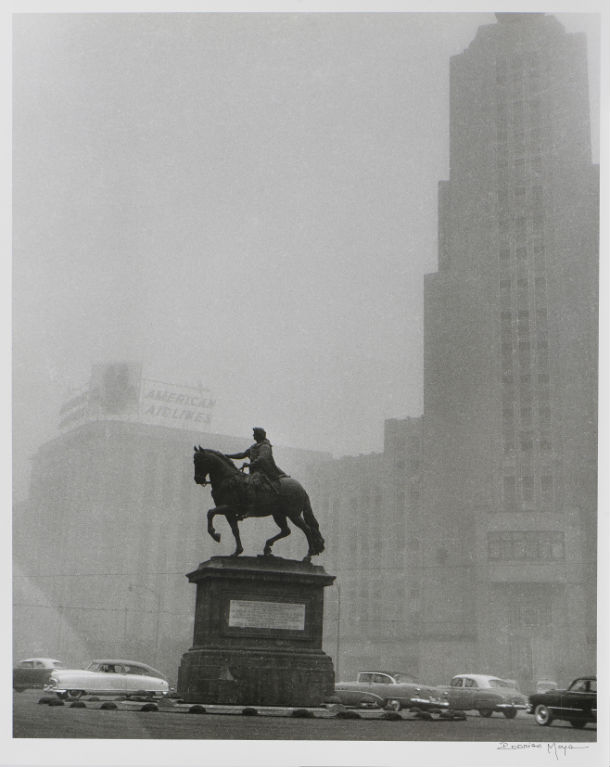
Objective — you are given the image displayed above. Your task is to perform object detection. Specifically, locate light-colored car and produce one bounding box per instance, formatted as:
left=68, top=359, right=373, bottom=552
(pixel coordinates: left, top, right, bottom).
left=535, top=679, right=558, bottom=694
left=332, top=670, right=450, bottom=712
left=439, top=674, right=528, bottom=718
left=44, top=658, right=170, bottom=700
left=13, top=657, right=65, bottom=691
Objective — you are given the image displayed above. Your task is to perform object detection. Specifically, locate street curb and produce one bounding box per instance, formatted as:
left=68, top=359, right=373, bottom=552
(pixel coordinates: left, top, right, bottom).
left=37, top=696, right=465, bottom=720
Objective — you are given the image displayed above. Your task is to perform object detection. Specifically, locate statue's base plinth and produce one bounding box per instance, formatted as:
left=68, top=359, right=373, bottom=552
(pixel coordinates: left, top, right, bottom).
left=178, top=647, right=334, bottom=706
left=177, top=556, right=335, bottom=706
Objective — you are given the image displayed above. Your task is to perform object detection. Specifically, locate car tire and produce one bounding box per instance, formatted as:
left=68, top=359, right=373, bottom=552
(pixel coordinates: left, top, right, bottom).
left=67, top=690, right=84, bottom=700
left=503, top=710, right=518, bottom=719
left=478, top=709, right=493, bottom=718
left=534, top=704, right=553, bottom=726
left=384, top=699, right=401, bottom=712
left=13, top=687, right=25, bottom=693
left=569, top=720, right=587, bottom=729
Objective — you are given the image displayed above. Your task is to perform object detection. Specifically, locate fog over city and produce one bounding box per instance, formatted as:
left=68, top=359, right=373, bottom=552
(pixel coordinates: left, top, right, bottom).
left=12, top=10, right=599, bottom=504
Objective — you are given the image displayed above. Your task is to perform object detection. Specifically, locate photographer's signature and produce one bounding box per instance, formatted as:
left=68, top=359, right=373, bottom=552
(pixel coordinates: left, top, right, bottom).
left=497, top=742, right=590, bottom=759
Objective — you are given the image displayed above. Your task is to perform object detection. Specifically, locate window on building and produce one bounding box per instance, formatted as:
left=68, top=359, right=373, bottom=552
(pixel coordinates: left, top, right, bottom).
left=539, top=406, right=551, bottom=424
left=522, top=476, right=534, bottom=502
left=541, top=475, right=553, bottom=506
left=436, top=547, right=448, bottom=564
left=488, top=531, right=565, bottom=561
left=503, top=476, right=516, bottom=509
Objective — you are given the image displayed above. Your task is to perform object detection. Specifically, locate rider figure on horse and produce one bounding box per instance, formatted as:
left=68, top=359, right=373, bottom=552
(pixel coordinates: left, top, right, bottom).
left=225, top=427, right=288, bottom=515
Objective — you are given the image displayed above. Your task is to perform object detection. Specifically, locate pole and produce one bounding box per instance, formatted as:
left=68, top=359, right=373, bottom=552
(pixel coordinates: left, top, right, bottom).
left=335, top=582, right=341, bottom=681
left=154, top=590, right=161, bottom=669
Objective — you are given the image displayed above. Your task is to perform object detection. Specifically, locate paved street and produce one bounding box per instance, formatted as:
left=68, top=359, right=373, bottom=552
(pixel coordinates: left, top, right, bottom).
left=13, top=690, right=597, bottom=742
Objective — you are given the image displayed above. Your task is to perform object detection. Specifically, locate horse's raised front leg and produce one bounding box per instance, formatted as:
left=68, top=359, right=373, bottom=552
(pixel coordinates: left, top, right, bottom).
left=263, top=513, right=291, bottom=557
left=207, top=508, right=222, bottom=542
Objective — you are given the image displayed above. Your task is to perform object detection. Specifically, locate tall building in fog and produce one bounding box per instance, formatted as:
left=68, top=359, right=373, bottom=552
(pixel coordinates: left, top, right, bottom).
left=419, top=13, right=598, bottom=688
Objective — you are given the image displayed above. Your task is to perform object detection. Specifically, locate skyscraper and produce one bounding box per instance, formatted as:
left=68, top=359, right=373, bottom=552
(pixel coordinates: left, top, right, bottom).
left=419, top=13, right=598, bottom=689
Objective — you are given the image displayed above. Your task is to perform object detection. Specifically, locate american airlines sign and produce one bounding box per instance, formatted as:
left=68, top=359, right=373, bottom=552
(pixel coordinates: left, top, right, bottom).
left=140, top=382, right=215, bottom=428
left=59, top=364, right=215, bottom=433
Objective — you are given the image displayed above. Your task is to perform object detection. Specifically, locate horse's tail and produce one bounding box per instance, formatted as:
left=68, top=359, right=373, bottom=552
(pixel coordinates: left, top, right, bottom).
left=302, top=492, right=325, bottom=555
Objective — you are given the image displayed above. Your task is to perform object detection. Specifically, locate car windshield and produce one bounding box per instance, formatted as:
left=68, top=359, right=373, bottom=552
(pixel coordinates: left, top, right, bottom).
left=488, top=679, right=511, bottom=688
left=51, top=661, right=64, bottom=668
left=569, top=678, right=595, bottom=692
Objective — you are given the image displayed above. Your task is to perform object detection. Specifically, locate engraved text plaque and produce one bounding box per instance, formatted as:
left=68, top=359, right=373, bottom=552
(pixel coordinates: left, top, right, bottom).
left=228, top=599, right=306, bottom=631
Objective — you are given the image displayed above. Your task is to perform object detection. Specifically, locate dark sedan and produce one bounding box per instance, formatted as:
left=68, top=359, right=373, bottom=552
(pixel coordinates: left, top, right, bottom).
left=527, top=675, right=596, bottom=728
left=13, top=657, right=65, bottom=691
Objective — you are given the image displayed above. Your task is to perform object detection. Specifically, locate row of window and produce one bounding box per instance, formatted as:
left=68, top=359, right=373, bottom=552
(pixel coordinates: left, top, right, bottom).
left=488, top=530, right=564, bottom=560
left=503, top=433, right=552, bottom=454
left=497, top=184, right=545, bottom=208
left=502, top=371, right=549, bottom=385
left=502, top=473, right=554, bottom=509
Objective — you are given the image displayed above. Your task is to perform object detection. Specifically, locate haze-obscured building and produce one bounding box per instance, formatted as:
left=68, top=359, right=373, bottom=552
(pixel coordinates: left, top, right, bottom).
left=418, top=13, right=598, bottom=689
left=308, top=416, right=424, bottom=681
left=13, top=363, right=332, bottom=683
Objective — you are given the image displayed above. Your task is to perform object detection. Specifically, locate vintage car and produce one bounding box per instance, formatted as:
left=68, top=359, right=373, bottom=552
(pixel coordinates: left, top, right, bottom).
left=527, top=675, right=596, bottom=728
left=44, top=658, right=170, bottom=700
left=13, top=657, right=65, bottom=691
left=535, top=679, right=559, bottom=694
left=438, top=674, right=528, bottom=718
left=332, top=670, right=450, bottom=712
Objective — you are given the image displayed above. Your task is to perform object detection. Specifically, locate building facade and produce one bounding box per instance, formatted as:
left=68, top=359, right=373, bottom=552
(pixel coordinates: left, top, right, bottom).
left=309, top=416, right=424, bottom=681
left=13, top=365, right=332, bottom=684
left=419, top=13, right=598, bottom=689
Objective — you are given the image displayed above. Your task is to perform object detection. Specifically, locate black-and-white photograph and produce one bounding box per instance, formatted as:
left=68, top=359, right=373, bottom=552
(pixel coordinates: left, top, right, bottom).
left=6, top=3, right=607, bottom=766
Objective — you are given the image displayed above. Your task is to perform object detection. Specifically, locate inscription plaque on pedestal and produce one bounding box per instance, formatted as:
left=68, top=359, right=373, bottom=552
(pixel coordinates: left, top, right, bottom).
left=228, top=599, right=306, bottom=631
left=177, top=555, right=336, bottom=706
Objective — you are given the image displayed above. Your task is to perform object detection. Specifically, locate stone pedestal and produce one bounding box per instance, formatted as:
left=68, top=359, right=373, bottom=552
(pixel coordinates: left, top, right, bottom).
left=177, top=556, right=336, bottom=706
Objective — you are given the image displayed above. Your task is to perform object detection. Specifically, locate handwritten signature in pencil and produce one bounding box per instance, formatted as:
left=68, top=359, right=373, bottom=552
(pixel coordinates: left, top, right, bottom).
left=497, top=742, right=590, bottom=759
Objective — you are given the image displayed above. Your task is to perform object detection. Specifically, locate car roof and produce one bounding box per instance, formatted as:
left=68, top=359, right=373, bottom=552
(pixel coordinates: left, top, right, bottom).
left=90, top=659, right=164, bottom=675
left=18, top=657, right=62, bottom=664
left=452, top=673, right=507, bottom=682
left=360, top=670, right=414, bottom=677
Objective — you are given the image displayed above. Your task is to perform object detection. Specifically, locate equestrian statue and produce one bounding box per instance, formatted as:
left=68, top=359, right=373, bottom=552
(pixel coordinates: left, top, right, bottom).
left=193, top=427, right=325, bottom=562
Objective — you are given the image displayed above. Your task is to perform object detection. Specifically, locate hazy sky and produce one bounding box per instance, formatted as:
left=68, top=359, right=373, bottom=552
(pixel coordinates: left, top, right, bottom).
left=12, top=10, right=601, bottom=500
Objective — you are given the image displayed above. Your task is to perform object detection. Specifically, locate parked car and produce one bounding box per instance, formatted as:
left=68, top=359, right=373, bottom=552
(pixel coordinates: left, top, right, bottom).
left=527, top=676, right=596, bottom=728
left=332, top=670, right=450, bottom=712
left=438, top=674, right=528, bottom=718
left=44, top=658, right=170, bottom=700
left=13, top=657, right=65, bottom=692
left=535, top=679, right=558, bottom=694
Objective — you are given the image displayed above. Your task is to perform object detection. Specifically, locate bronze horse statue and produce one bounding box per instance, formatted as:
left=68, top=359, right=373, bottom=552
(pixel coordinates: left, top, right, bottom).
left=193, top=447, right=325, bottom=561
